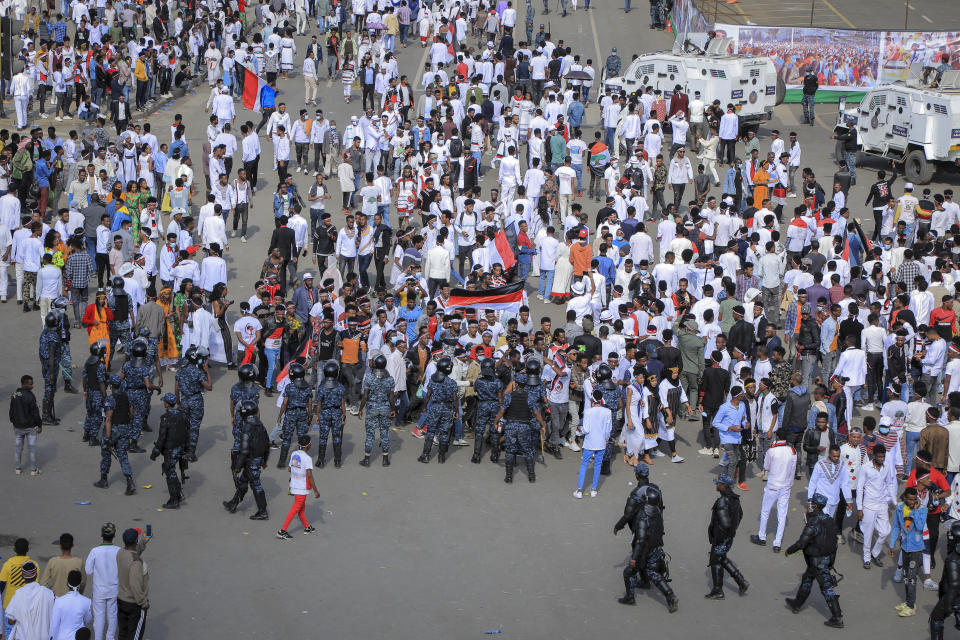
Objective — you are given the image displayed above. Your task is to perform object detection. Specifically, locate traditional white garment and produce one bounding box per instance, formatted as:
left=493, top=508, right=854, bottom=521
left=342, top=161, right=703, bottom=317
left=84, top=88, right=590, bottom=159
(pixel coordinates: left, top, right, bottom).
left=5, top=582, right=55, bottom=640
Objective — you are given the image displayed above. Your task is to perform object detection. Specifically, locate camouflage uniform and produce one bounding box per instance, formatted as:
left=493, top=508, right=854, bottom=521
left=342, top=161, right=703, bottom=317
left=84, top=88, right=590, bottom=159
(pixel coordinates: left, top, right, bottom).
left=316, top=383, right=346, bottom=447
left=176, top=363, right=208, bottom=450
left=362, top=372, right=394, bottom=454
left=121, top=362, right=153, bottom=441
left=107, top=293, right=132, bottom=367
left=423, top=376, right=458, bottom=446
left=101, top=392, right=133, bottom=476
left=474, top=376, right=503, bottom=440
left=39, top=327, right=63, bottom=397
left=82, top=359, right=108, bottom=440
left=280, top=383, right=313, bottom=447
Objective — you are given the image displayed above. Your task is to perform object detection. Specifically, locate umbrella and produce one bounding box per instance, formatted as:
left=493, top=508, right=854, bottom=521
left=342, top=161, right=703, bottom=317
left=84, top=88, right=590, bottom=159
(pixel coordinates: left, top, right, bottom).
left=564, top=70, right=593, bottom=80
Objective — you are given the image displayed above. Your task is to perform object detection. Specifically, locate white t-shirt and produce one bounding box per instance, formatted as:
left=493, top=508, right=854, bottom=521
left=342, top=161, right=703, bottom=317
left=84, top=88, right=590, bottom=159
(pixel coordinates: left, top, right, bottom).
left=555, top=165, right=576, bottom=196
left=288, top=449, right=313, bottom=495
left=233, top=316, right=263, bottom=350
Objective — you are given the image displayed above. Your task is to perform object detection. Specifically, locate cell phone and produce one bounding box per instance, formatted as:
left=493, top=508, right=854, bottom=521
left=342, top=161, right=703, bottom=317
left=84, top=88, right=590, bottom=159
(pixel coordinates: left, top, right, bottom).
left=146, top=524, right=152, bottom=537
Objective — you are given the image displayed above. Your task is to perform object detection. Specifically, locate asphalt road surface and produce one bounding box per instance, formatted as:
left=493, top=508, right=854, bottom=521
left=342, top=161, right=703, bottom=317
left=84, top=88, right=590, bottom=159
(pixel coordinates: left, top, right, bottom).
left=2, top=5, right=956, bottom=639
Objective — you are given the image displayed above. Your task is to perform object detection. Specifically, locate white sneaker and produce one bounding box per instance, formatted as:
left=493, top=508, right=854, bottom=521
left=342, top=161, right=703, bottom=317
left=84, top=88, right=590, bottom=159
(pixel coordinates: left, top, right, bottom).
left=55, top=116, right=62, bottom=121
left=671, top=454, right=685, bottom=463
left=713, top=448, right=721, bottom=458
left=652, top=449, right=666, bottom=457
left=787, top=192, right=797, bottom=198
left=697, top=447, right=713, bottom=455
left=454, top=438, right=467, bottom=446
left=924, top=578, right=938, bottom=590
left=566, top=439, right=581, bottom=452
left=63, top=115, right=72, bottom=120
left=313, top=171, right=320, bottom=176
left=230, top=230, right=236, bottom=238
left=241, top=236, right=247, bottom=243
left=30, top=468, right=41, bottom=475
left=893, top=567, right=903, bottom=583
left=590, top=489, right=598, bottom=497
left=861, top=403, right=874, bottom=411
left=573, top=489, right=583, bottom=499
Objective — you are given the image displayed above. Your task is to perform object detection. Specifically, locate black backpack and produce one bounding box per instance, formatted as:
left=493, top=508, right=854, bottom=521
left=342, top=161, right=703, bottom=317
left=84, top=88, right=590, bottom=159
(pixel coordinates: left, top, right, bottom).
left=449, top=136, right=463, bottom=158
left=160, top=411, right=189, bottom=450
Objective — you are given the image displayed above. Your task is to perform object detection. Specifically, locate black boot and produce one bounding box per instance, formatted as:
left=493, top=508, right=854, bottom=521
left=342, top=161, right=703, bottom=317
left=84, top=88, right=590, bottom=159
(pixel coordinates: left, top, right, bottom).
left=931, top=620, right=945, bottom=640
left=504, top=455, right=514, bottom=483
left=162, top=478, right=181, bottom=509
left=333, top=443, right=342, bottom=468
left=277, top=445, right=289, bottom=469
left=249, top=490, right=269, bottom=520
left=382, top=453, right=390, bottom=467
left=222, top=492, right=241, bottom=513
left=49, top=393, right=60, bottom=424
left=723, top=559, right=749, bottom=595
left=185, top=446, right=198, bottom=463
left=128, top=440, right=146, bottom=453
left=618, top=574, right=636, bottom=605
left=124, top=474, right=136, bottom=496
left=63, top=380, right=79, bottom=394
left=82, top=432, right=89, bottom=442
left=471, top=437, right=483, bottom=463
left=823, top=596, right=844, bottom=628
left=359, top=454, right=371, bottom=467
left=654, top=578, right=679, bottom=613
left=93, top=473, right=108, bottom=488
left=489, top=440, right=500, bottom=463
left=704, top=564, right=725, bottom=599
left=41, top=396, right=56, bottom=425
left=600, top=440, right=614, bottom=475
left=525, top=456, right=536, bottom=482
left=418, top=439, right=432, bottom=463
left=316, top=445, right=326, bottom=468
left=88, top=435, right=100, bottom=446
left=438, top=443, right=448, bottom=464
left=785, top=587, right=809, bottom=613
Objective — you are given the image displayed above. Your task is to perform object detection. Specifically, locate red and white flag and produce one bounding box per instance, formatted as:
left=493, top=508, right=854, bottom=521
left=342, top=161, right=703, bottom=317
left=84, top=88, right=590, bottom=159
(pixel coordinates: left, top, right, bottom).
left=240, top=63, right=267, bottom=113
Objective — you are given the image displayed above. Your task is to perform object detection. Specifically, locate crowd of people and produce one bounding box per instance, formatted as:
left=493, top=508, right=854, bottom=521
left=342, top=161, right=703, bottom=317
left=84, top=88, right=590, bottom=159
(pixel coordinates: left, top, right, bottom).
left=7, top=0, right=960, bottom=637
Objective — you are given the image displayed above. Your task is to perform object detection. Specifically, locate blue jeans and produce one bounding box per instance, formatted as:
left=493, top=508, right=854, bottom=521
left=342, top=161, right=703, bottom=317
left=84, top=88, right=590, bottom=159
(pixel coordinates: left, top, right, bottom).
left=357, top=253, right=373, bottom=288
left=905, top=430, right=922, bottom=477
left=844, top=151, right=857, bottom=181
left=518, top=259, right=531, bottom=283
left=377, top=203, right=390, bottom=227
left=801, top=94, right=815, bottom=123
left=399, top=23, right=409, bottom=44
left=395, top=389, right=409, bottom=425
left=86, top=236, right=97, bottom=263
left=572, top=164, right=583, bottom=191
left=904, top=221, right=916, bottom=245
left=578, top=448, right=605, bottom=490
left=472, top=150, right=482, bottom=176
left=539, top=269, right=555, bottom=297
left=606, top=127, right=616, bottom=151
left=265, top=346, right=281, bottom=388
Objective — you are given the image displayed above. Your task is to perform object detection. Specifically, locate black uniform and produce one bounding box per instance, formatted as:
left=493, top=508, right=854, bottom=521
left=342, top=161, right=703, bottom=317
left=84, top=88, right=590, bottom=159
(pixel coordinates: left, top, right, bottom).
left=784, top=509, right=843, bottom=627
left=620, top=503, right=678, bottom=612
left=614, top=478, right=660, bottom=535
left=150, top=408, right=189, bottom=508
left=223, top=415, right=271, bottom=518
left=931, top=547, right=960, bottom=640
left=706, top=489, right=749, bottom=598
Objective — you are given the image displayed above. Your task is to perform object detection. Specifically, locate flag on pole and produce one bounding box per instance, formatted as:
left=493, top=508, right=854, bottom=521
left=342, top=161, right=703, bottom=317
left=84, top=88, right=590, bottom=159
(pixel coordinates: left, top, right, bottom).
left=445, top=281, right=526, bottom=313
left=240, top=63, right=267, bottom=112
left=493, top=230, right=517, bottom=270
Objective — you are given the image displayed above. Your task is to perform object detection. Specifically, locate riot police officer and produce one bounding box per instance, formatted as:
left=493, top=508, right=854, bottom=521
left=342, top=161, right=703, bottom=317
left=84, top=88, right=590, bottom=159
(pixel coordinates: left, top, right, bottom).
left=39, top=312, right=63, bottom=425
left=605, top=48, right=622, bottom=79
left=618, top=484, right=679, bottom=613
left=493, top=360, right=547, bottom=483
left=784, top=492, right=844, bottom=628
left=596, top=363, right=623, bottom=476
left=613, top=463, right=660, bottom=535
left=107, top=276, right=134, bottom=370
left=151, top=393, right=189, bottom=509
left=175, top=346, right=213, bottom=462
left=314, top=361, right=346, bottom=468
left=121, top=338, right=156, bottom=453
left=93, top=374, right=137, bottom=496
left=418, top=357, right=459, bottom=464
left=358, top=354, right=396, bottom=467
left=931, top=520, right=960, bottom=640
left=705, top=474, right=750, bottom=599
left=473, top=358, right=504, bottom=464
left=224, top=399, right=271, bottom=520
left=82, top=342, right=108, bottom=445
left=229, top=363, right=261, bottom=455
left=52, top=296, right=79, bottom=394
left=276, top=362, right=313, bottom=468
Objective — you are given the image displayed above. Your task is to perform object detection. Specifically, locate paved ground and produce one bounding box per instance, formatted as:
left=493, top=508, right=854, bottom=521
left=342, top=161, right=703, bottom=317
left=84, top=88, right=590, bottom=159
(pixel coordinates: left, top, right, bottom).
left=1, top=5, right=958, bottom=639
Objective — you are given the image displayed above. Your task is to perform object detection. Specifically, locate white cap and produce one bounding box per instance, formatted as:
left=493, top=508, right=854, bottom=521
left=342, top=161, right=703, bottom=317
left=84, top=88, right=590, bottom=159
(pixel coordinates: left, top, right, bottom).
left=302, top=273, right=314, bottom=280
left=723, top=196, right=734, bottom=205
left=744, top=287, right=761, bottom=303
left=904, top=182, right=914, bottom=190
left=119, top=263, right=134, bottom=276
left=571, top=281, right=585, bottom=295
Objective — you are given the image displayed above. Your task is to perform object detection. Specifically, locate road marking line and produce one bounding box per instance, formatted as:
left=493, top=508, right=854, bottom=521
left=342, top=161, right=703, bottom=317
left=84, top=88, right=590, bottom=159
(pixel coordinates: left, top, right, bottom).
left=588, top=4, right=601, bottom=72
left=922, top=14, right=933, bottom=23
left=819, top=0, right=856, bottom=28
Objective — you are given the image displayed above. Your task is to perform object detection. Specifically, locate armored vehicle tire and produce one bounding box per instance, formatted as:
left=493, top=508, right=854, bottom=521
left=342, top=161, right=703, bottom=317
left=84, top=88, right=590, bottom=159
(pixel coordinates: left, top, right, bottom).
left=904, top=149, right=935, bottom=184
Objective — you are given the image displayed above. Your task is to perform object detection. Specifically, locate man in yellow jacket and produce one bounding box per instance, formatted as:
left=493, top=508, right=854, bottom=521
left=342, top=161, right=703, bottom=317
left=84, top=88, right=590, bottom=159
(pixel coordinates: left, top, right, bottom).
left=133, top=51, right=151, bottom=111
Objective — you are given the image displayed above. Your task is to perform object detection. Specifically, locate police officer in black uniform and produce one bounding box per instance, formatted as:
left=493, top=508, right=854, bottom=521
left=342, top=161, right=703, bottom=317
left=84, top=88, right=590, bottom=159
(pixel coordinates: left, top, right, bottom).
left=705, top=474, right=750, bottom=599
left=931, top=520, right=960, bottom=640
left=151, top=393, right=190, bottom=509
left=82, top=342, right=108, bottom=445
left=613, top=463, right=659, bottom=535
left=596, top=363, right=623, bottom=475
left=784, top=492, right=844, bottom=628
left=618, top=484, right=679, bottom=613
left=223, top=399, right=271, bottom=519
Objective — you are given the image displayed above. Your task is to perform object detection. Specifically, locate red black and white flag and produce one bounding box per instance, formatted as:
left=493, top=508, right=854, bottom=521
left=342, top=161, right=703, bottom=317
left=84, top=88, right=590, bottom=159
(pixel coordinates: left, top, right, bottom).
left=446, top=281, right=526, bottom=313
left=240, top=63, right=268, bottom=113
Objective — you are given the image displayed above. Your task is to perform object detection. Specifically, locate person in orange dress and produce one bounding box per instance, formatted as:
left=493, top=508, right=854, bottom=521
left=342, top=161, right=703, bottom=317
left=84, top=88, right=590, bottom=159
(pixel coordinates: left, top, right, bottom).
left=81, top=289, right=114, bottom=365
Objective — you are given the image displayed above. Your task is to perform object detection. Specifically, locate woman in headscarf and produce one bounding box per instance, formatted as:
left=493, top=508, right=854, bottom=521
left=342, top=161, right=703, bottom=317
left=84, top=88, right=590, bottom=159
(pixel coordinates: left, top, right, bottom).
left=621, top=365, right=648, bottom=467
left=81, top=288, right=114, bottom=365
left=752, top=159, right=772, bottom=209
left=156, top=287, right=180, bottom=367
left=172, top=279, right=194, bottom=353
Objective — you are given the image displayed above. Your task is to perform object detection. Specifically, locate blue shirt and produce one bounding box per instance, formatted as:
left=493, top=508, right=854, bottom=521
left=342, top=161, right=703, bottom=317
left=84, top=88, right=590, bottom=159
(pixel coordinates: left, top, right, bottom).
left=170, top=139, right=189, bottom=158
left=596, top=255, right=615, bottom=284
left=397, top=305, right=422, bottom=343
left=567, top=101, right=585, bottom=128
left=712, top=400, right=746, bottom=444
left=35, top=158, right=52, bottom=188
left=889, top=502, right=927, bottom=552
left=260, top=85, right=277, bottom=110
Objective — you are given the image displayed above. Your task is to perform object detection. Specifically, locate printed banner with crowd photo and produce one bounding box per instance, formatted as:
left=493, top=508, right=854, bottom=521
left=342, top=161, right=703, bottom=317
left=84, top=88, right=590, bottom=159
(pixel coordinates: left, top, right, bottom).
left=668, top=0, right=713, bottom=38
left=708, top=23, right=960, bottom=101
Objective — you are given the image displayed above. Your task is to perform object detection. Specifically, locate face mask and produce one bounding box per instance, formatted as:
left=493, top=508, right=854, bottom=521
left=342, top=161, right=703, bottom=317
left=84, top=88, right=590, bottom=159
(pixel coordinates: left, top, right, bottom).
left=878, top=426, right=890, bottom=435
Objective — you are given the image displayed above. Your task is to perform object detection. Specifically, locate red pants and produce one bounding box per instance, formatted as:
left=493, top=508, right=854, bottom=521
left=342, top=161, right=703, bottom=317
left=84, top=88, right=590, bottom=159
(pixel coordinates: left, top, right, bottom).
left=282, top=494, right=309, bottom=530
left=38, top=186, right=49, bottom=217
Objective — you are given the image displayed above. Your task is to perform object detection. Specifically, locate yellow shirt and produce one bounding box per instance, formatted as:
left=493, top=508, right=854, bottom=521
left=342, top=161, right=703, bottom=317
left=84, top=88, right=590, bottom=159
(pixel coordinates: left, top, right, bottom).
left=0, top=555, right=32, bottom=608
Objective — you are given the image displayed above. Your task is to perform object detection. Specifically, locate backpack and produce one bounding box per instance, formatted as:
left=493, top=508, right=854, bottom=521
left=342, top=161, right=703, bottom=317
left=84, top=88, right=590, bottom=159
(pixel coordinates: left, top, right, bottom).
left=449, top=136, right=463, bottom=158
